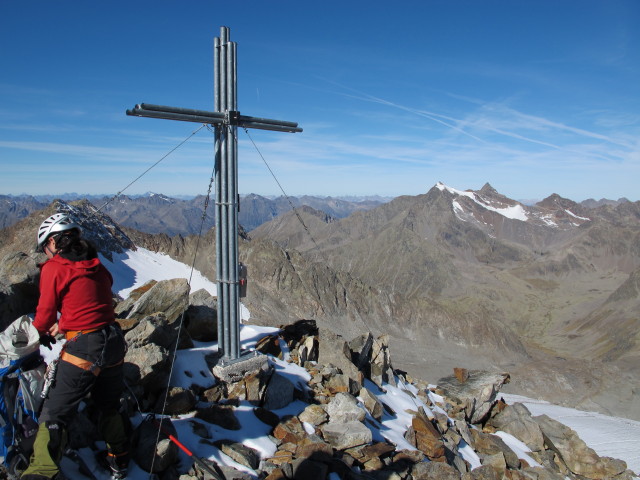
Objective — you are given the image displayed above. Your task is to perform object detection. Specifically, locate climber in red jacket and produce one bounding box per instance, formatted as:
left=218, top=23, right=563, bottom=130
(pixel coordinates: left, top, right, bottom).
left=22, top=213, right=130, bottom=480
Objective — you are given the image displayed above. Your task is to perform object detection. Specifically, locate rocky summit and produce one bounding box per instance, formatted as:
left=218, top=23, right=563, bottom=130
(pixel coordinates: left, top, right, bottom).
left=32, top=296, right=640, bottom=479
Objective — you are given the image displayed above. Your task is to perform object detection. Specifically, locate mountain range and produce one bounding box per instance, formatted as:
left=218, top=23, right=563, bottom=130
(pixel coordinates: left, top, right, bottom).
left=0, top=193, right=388, bottom=234
left=0, top=183, right=638, bottom=421
left=247, top=183, right=639, bottom=413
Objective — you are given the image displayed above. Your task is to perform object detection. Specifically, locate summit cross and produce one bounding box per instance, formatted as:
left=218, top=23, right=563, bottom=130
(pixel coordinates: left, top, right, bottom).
left=126, top=26, right=302, bottom=362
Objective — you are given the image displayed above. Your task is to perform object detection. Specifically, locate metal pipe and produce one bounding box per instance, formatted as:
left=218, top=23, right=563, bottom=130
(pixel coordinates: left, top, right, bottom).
left=239, top=122, right=303, bottom=133
left=214, top=33, right=223, bottom=355
left=228, top=133, right=238, bottom=360
left=127, top=108, right=224, bottom=125
left=220, top=26, right=229, bottom=45
left=226, top=35, right=239, bottom=359
left=221, top=33, right=232, bottom=359
left=139, top=103, right=226, bottom=121
left=231, top=42, right=237, bottom=114
left=238, top=114, right=299, bottom=128
left=216, top=28, right=229, bottom=358
left=220, top=39, right=228, bottom=113
left=214, top=36, right=220, bottom=113
left=214, top=129, right=223, bottom=356
left=226, top=44, right=233, bottom=116
left=126, top=107, right=301, bottom=131
left=220, top=127, right=230, bottom=358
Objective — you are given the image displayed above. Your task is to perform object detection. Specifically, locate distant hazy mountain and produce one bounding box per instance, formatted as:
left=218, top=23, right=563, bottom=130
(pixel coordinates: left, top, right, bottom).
left=580, top=197, right=631, bottom=209
left=0, top=193, right=388, bottom=233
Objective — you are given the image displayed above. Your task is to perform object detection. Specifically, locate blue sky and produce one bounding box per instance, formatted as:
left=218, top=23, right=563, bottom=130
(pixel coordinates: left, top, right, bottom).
left=1, top=1, right=638, bottom=202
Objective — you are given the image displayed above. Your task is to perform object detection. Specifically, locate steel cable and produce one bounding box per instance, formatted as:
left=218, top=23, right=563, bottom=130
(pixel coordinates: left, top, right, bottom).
left=94, top=123, right=207, bottom=214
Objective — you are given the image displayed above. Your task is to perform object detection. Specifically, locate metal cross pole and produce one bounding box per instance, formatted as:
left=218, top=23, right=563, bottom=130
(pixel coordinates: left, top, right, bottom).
left=126, top=26, right=302, bottom=362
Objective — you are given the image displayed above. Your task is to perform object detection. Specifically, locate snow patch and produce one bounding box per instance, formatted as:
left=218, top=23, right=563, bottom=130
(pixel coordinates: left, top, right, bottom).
left=101, top=247, right=251, bottom=321
left=565, top=209, right=590, bottom=221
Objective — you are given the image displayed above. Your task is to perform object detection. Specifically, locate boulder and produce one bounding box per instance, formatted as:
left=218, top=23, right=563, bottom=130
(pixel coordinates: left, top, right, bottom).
left=534, top=414, right=627, bottom=479
left=124, top=313, right=176, bottom=349
left=0, top=252, right=40, bottom=329
left=273, top=416, right=307, bottom=445
left=409, top=415, right=446, bottom=461
left=152, top=386, right=197, bottom=415
left=320, top=421, right=372, bottom=450
left=317, top=327, right=363, bottom=387
left=471, top=429, right=520, bottom=469
left=349, top=332, right=374, bottom=371
left=412, top=461, right=461, bottom=480
left=489, top=402, right=545, bottom=452
left=298, top=404, right=328, bottom=427
left=194, top=404, right=241, bottom=430
left=213, top=440, right=261, bottom=469
left=263, top=372, right=295, bottom=410
left=125, top=278, right=190, bottom=325
left=115, top=280, right=157, bottom=319
left=369, top=334, right=396, bottom=388
left=461, top=464, right=499, bottom=480
left=326, top=392, right=366, bottom=424
left=123, top=342, right=171, bottom=395
left=185, top=288, right=217, bottom=341
left=132, top=417, right=179, bottom=473
left=295, top=436, right=333, bottom=461
left=291, top=457, right=328, bottom=480
left=297, top=334, right=318, bottom=365
left=359, top=386, right=384, bottom=421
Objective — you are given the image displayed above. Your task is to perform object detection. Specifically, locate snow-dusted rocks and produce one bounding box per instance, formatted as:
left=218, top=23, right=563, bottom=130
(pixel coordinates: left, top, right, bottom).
left=436, top=369, right=511, bottom=424
left=490, top=402, right=545, bottom=452
left=534, top=414, right=628, bottom=479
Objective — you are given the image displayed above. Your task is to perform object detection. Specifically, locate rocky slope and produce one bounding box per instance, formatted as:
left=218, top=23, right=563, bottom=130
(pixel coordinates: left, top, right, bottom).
left=6, top=282, right=634, bottom=480
left=250, top=183, right=640, bottom=419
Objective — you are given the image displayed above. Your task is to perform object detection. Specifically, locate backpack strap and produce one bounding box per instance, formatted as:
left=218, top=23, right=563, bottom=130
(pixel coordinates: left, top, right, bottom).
left=2, top=375, right=20, bottom=430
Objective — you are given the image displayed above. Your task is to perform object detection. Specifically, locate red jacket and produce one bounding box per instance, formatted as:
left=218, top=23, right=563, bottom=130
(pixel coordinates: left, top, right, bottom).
left=34, top=255, right=115, bottom=334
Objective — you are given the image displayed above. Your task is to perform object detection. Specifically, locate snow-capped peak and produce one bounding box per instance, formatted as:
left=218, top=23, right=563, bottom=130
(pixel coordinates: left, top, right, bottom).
left=435, top=182, right=529, bottom=221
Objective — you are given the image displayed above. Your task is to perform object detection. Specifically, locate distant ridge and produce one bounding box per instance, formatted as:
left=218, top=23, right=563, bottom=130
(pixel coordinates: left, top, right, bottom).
left=0, top=193, right=388, bottom=233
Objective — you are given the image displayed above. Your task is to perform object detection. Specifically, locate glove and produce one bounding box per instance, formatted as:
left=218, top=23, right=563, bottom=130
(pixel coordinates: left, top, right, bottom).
left=39, top=333, right=57, bottom=350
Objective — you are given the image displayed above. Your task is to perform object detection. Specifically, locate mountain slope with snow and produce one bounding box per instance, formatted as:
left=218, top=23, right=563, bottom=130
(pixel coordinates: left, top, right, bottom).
left=93, top=244, right=640, bottom=478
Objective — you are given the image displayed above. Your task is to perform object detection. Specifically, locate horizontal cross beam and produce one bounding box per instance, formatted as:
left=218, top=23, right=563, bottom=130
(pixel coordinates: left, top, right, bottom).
left=126, top=103, right=303, bottom=133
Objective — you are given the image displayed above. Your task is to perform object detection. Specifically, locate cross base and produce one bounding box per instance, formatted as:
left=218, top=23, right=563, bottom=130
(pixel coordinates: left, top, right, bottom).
left=211, top=350, right=269, bottom=384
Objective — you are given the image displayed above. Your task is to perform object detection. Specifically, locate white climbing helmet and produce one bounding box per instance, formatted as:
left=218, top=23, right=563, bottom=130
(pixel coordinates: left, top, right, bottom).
left=36, top=213, right=82, bottom=251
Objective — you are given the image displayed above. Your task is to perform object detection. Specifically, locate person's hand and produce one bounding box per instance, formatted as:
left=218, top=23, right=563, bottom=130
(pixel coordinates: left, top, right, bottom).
left=39, top=333, right=57, bottom=350
left=48, top=323, right=59, bottom=337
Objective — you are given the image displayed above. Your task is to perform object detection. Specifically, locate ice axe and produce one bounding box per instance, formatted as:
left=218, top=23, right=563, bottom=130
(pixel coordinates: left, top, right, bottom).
left=150, top=416, right=224, bottom=480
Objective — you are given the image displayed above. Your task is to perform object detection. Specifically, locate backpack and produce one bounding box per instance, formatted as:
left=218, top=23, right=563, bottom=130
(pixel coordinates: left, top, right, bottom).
left=0, top=316, right=46, bottom=479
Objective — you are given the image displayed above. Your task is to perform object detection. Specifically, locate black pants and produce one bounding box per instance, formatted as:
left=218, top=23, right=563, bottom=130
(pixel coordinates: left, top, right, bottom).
left=23, top=324, right=129, bottom=477
left=40, top=323, right=127, bottom=425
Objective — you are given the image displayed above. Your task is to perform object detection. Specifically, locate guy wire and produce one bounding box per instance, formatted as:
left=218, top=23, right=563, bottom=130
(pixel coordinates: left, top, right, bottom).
left=94, top=123, right=207, bottom=214
left=149, top=130, right=217, bottom=477
left=242, top=127, right=322, bottom=253
left=243, top=128, right=362, bottom=317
